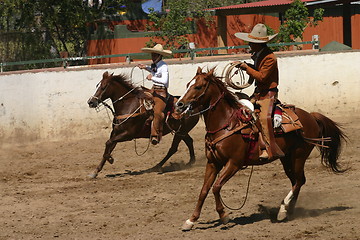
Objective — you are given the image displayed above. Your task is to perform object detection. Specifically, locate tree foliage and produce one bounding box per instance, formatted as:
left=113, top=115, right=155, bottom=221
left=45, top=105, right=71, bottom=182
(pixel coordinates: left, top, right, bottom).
left=0, top=0, right=133, bottom=66
left=278, top=0, right=324, bottom=43
left=145, top=0, right=245, bottom=49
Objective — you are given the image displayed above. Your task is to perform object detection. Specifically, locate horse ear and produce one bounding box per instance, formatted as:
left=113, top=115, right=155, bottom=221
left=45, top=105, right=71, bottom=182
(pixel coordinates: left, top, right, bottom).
left=103, top=71, right=109, bottom=78
left=196, top=66, right=202, bottom=75
left=206, top=67, right=216, bottom=77
left=110, top=72, right=114, bottom=76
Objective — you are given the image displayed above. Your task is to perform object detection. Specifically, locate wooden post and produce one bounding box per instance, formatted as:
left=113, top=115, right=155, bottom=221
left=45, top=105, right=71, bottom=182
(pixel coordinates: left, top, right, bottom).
left=217, top=15, right=228, bottom=54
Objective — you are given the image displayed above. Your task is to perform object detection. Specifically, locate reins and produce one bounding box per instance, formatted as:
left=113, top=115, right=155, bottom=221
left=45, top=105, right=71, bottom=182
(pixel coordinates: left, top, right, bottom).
left=188, top=92, right=225, bottom=117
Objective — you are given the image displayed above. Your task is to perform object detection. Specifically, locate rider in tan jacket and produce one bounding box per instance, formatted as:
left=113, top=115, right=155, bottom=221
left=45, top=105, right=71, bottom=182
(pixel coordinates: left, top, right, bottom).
left=234, top=23, right=285, bottom=161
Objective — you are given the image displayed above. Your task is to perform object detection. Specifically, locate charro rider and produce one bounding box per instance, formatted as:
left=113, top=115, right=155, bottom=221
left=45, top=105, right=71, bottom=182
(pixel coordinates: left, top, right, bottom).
left=233, top=23, right=285, bottom=161
left=137, top=44, right=172, bottom=145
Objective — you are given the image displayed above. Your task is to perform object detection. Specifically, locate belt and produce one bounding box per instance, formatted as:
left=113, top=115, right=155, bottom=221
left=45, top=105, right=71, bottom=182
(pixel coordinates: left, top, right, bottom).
left=255, top=86, right=278, bottom=93
left=268, top=87, right=279, bottom=92
left=153, top=85, right=167, bottom=90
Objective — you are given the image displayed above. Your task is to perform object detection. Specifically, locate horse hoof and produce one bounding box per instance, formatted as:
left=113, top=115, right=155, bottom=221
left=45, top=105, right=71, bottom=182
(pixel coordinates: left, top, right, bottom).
left=220, top=213, right=230, bottom=225
left=181, top=219, right=194, bottom=231
left=277, top=204, right=288, bottom=221
left=88, top=173, right=98, bottom=179
left=107, top=156, right=114, bottom=164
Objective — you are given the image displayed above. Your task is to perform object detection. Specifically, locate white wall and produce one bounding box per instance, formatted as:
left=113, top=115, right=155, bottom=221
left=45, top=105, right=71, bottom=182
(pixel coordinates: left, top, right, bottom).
left=0, top=51, right=359, bottom=146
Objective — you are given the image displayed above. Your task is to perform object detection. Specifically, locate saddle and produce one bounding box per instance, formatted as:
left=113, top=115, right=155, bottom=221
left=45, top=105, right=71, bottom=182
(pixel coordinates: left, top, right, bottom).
left=275, top=104, right=303, bottom=133
left=112, top=87, right=181, bottom=134
left=239, top=101, right=303, bottom=139
left=140, top=90, right=180, bottom=124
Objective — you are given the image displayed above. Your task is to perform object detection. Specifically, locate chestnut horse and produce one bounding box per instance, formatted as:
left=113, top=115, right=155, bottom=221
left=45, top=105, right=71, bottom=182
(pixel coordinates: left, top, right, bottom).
left=175, top=67, right=346, bottom=231
left=87, top=71, right=199, bottom=178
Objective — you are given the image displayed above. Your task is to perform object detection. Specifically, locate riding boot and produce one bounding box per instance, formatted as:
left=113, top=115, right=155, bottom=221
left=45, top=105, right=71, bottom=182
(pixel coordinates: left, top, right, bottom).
left=150, top=121, right=162, bottom=145
left=257, top=133, right=268, bottom=159
left=258, top=98, right=285, bottom=161
left=151, top=94, right=166, bottom=145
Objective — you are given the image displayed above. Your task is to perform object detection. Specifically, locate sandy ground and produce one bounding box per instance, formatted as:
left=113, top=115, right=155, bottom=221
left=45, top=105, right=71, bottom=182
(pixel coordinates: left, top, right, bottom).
left=1, top=116, right=359, bottom=240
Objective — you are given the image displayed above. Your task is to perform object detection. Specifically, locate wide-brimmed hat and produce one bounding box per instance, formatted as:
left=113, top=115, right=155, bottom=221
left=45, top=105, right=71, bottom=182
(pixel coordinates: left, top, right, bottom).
left=235, top=23, right=278, bottom=43
left=141, top=44, right=172, bottom=57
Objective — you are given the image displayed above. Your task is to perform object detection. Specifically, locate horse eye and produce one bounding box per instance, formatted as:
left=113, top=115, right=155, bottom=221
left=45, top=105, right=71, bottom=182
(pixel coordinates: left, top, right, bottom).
left=194, top=86, right=202, bottom=90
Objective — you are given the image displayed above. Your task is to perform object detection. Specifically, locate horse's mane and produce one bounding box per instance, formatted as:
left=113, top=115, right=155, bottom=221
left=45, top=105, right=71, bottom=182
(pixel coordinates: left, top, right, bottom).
left=204, top=70, right=240, bottom=109
left=111, top=74, right=137, bottom=90
left=111, top=73, right=145, bottom=96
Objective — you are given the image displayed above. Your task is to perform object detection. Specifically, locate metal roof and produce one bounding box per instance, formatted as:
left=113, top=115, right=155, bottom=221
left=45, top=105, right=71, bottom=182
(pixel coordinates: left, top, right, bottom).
left=207, top=0, right=323, bottom=10
left=207, top=0, right=358, bottom=11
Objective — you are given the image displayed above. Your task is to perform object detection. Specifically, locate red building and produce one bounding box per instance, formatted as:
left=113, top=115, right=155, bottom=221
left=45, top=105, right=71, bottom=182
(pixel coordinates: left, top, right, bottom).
left=87, top=0, right=360, bottom=63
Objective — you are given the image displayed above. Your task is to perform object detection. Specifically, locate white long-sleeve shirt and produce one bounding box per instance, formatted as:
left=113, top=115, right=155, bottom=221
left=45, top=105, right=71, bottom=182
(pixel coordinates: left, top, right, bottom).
left=146, top=60, right=169, bottom=88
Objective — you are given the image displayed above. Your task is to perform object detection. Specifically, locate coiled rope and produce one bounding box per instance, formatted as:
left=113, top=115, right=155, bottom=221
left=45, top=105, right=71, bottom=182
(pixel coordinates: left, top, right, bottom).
left=221, top=62, right=253, bottom=90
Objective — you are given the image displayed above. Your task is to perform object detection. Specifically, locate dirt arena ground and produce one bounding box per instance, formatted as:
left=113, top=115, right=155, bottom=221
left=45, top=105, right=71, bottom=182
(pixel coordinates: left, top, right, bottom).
left=1, top=116, right=359, bottom=240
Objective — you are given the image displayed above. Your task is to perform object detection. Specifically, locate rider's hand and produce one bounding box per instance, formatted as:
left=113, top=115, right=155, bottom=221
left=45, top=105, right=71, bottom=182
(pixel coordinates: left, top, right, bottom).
left=233, top=61, right=248, bottom=70
left=138, top=64, right=146, bottom=69
left=238, top=62, right=248, bottom=70
left=233, top=61, right=241, bottom=68
left=146, top=74, right=153, bottom=80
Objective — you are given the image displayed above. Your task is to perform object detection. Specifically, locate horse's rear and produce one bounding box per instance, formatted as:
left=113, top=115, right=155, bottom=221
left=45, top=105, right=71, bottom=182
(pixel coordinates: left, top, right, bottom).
left=291, top=108, right=346, bottom=172
left=275, top=107, right=346, bottom=221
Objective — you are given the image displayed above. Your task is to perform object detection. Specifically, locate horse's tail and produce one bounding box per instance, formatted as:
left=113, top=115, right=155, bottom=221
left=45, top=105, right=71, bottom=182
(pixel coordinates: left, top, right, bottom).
left=310, top=112, right=347, bottom=173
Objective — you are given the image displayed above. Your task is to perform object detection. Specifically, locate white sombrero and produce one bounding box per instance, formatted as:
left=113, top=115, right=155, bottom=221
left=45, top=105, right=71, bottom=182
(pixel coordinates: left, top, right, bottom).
left=235, top=23, right=278, bottom=43
left=141, top=44, right=172, bottom=57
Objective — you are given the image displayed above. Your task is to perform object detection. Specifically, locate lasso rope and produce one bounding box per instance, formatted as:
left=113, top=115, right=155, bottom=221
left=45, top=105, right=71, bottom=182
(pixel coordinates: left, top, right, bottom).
left=219, top=165, right=254, bottom=211
left=221, top=62, right=252, bottom=90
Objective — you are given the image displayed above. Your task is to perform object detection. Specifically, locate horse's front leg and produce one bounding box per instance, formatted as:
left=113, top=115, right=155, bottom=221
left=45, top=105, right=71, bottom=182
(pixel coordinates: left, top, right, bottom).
left=88, top=135, right=119, bottom=179
left=212, top=160, right=241, bottom=224
left=182, top=162, right=219, bottom=231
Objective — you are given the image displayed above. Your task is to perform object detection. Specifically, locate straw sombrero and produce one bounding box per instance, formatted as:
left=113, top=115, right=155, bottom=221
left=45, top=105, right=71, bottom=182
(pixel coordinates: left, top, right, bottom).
left=141, top=44, right=172, bottom=57
left=235, top=23, right=278, bottom=43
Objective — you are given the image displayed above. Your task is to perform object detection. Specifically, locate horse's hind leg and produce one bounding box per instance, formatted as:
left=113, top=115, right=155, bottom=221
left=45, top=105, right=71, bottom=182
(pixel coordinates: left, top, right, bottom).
left=148, top=133, right=195, bottom=172
left=147, top=134, right=183, bottom=172
left=182, top=162, right=220, bottom=231
left=182, top=133, right=196, bottom=166
left=278, top=153, right=307, bottom=221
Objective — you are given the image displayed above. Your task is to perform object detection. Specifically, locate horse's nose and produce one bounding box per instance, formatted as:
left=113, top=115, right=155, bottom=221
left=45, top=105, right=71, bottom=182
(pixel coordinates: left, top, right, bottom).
left=175, top=101, right=184, bottom=112
left=87, top=97, right=98, bottom=108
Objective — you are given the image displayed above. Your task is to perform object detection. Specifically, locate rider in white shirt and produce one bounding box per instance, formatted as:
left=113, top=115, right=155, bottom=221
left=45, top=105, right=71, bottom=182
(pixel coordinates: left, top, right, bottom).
left=138, top=44, right=172, bottom=145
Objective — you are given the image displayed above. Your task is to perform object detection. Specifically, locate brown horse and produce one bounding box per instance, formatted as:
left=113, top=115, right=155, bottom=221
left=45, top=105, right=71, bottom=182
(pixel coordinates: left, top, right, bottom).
left=175, top=67, right=346, bottom=230
left=87, top=71, right=199, bottom=178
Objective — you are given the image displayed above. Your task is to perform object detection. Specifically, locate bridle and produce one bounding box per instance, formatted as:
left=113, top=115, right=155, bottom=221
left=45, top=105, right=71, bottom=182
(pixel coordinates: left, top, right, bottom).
left=92, top=77, right=142, bottom=118
left=187, top=75, right=225, bottom=117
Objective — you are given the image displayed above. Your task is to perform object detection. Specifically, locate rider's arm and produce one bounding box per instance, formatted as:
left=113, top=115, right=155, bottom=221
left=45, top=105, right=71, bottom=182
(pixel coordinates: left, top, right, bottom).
left=137, top=64, right=152, bottom=72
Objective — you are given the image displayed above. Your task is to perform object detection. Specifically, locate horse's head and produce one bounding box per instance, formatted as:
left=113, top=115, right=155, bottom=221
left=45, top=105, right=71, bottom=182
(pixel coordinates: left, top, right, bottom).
left=175, top=67, right=216, bottom=114
left=87, top=71, right=117, bottom=108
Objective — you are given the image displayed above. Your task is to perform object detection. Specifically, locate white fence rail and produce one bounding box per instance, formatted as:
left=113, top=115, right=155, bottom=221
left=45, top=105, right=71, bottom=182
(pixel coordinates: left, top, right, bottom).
left=0, top=50, right=359, bottom=146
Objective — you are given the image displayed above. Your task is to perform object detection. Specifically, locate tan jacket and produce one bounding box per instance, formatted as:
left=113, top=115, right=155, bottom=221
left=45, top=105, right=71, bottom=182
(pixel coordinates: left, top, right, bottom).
left=246, top=47, right=279, bottom=97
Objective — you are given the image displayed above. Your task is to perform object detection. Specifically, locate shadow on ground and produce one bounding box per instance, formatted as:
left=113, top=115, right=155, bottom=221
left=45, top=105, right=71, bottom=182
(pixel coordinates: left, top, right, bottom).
left=105, top=161, right=193, bottom=178
left=192, top=204, right=352, bottom=230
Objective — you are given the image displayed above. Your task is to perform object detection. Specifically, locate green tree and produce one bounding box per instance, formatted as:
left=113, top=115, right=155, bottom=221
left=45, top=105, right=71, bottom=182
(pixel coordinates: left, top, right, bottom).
left=278, top=0, right=324, bottom=43
left=17, top=0, right=132, bottom=56
left=145, top=0, right=246, bottom=49
left=0, top=0, right=133, bottom=67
